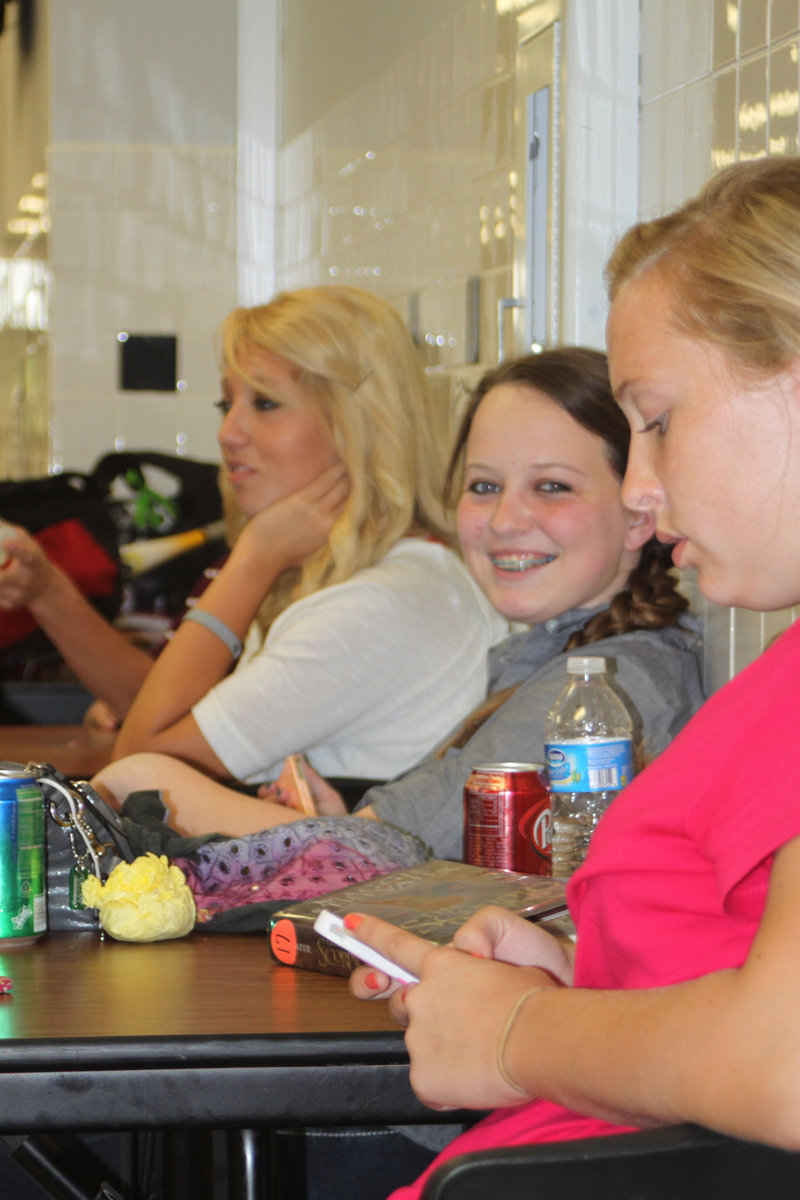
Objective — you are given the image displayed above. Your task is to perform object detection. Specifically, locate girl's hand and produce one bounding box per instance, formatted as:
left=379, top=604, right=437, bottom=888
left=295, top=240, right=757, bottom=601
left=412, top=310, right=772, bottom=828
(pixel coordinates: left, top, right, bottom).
left=345, top=912, right=559, bottom=1111
left=351, top=906, right=573, bottom=999
left=83, top=698, right=122, bottom=733
left=258, top=758, right=348, bottom=815
left=453, top=906, right=574, bottom=986
left=234, top=462, right=350, bottom=577
left=0, top=525, right=56, bottom=609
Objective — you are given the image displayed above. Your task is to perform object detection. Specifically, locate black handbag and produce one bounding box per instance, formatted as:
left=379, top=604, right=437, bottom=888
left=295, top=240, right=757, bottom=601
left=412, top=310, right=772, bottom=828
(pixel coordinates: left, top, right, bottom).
left=0, top=761, right=134, bottom=932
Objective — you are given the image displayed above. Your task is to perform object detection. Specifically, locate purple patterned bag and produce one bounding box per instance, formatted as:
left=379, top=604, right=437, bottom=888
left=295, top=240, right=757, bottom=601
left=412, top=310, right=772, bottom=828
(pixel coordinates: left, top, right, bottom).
left=171, top=816, right=430, bottom=930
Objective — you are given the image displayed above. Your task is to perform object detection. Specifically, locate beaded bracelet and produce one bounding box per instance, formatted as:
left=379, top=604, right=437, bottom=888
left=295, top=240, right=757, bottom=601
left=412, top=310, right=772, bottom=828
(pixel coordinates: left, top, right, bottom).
left=182, top=608, right=243, bottom=660
left=496, top=987, right=546, bottom=1097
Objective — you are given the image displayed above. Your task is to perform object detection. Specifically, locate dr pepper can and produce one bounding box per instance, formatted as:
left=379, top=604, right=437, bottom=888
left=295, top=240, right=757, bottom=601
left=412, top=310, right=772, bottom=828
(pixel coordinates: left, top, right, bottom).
left=0, top=771, right=46, bottom=946
left=463, top=762, right=552, bottom=875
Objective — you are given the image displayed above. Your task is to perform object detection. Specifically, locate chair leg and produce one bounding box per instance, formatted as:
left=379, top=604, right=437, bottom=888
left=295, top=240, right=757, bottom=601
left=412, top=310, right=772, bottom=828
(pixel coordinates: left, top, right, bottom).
left=226, top=1129, right=270, bottom=1200
left=162, top=1130, right=215, bottom=1200
left=3, top=1133, right=125, bottom=1200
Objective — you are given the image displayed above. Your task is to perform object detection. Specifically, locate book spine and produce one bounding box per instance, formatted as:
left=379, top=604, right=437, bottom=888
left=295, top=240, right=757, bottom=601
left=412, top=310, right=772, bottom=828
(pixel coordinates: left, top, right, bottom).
left=270, top=914, right=359, bottom=977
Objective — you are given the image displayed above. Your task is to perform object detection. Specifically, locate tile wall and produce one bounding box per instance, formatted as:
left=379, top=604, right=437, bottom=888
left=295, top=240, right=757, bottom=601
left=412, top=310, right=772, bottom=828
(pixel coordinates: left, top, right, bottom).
left=276, top=0, right=522, bottom=373
left=3, top=0, right=799, bottom=691
left=639, top=0, right=800, bottom=691
left=47, top=143, right=238, bottom=471
left=274, top=0, right=638, bottom=404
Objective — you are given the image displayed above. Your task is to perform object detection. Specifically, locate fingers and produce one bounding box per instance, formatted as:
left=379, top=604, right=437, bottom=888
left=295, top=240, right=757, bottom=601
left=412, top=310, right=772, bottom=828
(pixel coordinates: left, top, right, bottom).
left=348, top=963, right=398, bottom=1001
left=82, top=699, right=121, bottom=732
left=452, top=906, right=532, bottom=959
left=341, top=913, right=434, bottom=983
left=453, top=906, right=573, bottom=984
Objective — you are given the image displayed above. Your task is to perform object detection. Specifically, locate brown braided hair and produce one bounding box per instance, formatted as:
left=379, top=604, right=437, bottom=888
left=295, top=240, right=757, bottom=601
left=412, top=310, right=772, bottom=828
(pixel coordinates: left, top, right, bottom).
left=438, top=347, right=688, bottom=754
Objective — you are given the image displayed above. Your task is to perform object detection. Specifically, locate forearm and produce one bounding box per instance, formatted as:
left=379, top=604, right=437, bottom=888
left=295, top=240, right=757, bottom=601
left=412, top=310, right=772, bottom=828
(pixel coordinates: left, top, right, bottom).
left=504, top=842, right=800, bottom=1150
left=27, top=566, right=152, bottom=718
left=502, top=969, right=791, bottom=1138
left=113, top=544, right=281, bottom=760
left=93, top=753, right=306, bottom=837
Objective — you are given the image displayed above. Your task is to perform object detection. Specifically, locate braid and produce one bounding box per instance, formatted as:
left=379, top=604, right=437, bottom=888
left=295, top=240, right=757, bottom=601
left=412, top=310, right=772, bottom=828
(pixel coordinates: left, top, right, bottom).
left=566, top=539, right=688, bottom=651
left=439, top=542, right=688, bottom=756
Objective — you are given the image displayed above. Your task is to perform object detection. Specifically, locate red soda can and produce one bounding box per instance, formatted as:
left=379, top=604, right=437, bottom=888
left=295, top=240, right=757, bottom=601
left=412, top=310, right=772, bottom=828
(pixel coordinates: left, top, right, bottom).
left=463, top=762, right=551, bottom=875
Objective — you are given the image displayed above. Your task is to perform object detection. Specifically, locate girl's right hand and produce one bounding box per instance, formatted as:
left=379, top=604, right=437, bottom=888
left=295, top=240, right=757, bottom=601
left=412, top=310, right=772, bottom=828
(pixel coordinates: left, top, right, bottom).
left=0, top=524, right=56, bottom=609
left=258, top=758, right=348, bottom=815
left=345, top=912, right=558, bottom=1111
left=351, top=905, right=573, bottom=1000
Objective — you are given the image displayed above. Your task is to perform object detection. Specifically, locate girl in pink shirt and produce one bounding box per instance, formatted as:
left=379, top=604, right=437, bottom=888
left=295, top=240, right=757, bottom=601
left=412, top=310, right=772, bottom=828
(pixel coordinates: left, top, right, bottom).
left=346, top=155, right=800, bottom=1199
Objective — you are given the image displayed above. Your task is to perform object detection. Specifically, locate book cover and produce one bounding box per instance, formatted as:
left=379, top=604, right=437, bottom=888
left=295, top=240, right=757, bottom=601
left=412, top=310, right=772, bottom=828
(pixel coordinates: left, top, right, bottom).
left=268, top=859, right=567, bottom=977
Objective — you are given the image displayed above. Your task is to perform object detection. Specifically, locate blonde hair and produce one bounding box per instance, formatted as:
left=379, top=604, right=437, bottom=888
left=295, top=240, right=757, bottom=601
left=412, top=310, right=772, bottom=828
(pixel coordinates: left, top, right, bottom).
left=605, top=156, right=800, bottom=376
left=219, top=286, right=453, bottom=629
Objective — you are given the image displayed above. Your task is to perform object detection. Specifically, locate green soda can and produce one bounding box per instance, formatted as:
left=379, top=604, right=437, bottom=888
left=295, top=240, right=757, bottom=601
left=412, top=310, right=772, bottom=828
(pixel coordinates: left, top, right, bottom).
left=0, top=772, right=46, bottom=945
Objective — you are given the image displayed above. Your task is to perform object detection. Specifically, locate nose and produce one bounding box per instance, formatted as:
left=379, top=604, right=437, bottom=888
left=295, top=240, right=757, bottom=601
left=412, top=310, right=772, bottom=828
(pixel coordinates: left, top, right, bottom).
left=621, top=437, right=665, bottom=516
left=488, top=486, right=532, bottom=537
left=217, top=396, right=250, bottom=448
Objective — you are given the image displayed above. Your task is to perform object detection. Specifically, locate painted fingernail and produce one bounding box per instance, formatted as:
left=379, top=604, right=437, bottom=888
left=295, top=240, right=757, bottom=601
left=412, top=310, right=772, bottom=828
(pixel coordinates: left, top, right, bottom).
left=364, top=972, right=380, bottom=990
left=343, top=913, right=362, bottom=930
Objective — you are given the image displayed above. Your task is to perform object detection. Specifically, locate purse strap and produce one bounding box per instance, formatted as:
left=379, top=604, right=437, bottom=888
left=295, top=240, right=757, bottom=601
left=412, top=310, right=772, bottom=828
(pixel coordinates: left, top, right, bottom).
left=1, top=760, right=134, bottom=880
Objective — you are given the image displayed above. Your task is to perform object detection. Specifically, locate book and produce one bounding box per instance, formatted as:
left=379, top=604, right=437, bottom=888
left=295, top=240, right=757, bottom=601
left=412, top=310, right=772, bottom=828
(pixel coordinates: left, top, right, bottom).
left=268, top=859, right=567, bottom=977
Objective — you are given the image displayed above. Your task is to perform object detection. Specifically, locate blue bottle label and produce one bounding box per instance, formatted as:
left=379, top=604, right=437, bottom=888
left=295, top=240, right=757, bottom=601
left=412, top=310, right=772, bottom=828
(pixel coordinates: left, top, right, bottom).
left=544, top=738, right=633, bottom=793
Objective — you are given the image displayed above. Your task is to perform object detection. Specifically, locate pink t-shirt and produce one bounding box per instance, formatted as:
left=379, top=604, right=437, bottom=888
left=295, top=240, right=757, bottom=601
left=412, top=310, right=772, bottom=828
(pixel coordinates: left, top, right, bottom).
left=390, top=619, right=800, bottom=1200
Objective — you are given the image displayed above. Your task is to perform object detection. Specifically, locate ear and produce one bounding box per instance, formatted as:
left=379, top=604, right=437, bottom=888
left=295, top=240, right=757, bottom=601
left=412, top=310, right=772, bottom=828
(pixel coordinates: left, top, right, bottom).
left=623, top=509, right=656, bottom=553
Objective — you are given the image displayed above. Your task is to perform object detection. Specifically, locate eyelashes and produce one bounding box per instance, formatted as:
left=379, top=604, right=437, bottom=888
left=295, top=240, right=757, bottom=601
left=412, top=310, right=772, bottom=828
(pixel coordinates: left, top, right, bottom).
left=640, top=413, right=669, bottom=437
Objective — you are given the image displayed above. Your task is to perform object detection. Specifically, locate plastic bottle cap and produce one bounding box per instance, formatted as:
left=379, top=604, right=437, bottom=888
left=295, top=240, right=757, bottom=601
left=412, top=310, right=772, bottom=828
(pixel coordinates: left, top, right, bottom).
left=566, top=655, right=605, bottom=674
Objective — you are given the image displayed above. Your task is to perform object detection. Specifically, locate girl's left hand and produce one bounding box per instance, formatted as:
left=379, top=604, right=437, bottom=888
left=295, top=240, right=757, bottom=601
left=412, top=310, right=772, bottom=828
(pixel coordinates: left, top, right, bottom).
left=234, top=462, right=350, bottom=577
left=345, top=912, right=558, bottom=1111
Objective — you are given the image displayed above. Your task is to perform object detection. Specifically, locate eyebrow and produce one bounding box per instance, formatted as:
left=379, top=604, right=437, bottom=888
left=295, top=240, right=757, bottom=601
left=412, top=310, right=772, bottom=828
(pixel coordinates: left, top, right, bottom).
left=221, top=369, right=288, bottom=398
left=464, top=459, right=587, bottom=478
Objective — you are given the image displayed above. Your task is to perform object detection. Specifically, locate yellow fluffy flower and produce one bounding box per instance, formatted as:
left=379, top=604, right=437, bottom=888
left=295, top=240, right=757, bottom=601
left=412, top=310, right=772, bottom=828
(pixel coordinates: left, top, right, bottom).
left=82, top=853, right=196, bottom=942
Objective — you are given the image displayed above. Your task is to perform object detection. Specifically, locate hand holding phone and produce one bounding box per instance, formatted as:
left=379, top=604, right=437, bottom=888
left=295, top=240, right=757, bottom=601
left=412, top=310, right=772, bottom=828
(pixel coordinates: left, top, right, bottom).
left=313, top=909, right=419, bottom=984
left=274, top=753, right=317, bottom=815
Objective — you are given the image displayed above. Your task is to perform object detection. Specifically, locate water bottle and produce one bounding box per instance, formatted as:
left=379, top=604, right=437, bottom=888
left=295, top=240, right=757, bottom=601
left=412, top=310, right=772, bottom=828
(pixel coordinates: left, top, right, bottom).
left=544, top=655, right=634, bottom=878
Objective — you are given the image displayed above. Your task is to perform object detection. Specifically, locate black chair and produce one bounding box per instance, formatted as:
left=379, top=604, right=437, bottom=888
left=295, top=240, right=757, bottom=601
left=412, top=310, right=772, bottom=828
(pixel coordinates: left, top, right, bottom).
left=420, top=1123, right=800, bottom=1199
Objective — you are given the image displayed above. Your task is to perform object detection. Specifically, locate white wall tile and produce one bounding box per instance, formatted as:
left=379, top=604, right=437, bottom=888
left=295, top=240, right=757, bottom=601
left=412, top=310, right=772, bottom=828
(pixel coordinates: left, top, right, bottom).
left=738, top=54, right=769, bottom=157
left=46, top=146, right=115, bottom=209
left=51, top=392, right=116, bottom=472
left=683, top=77, right=714, bottom=195
left=114, top=394, right=179, bottom=456
left=713, top=0, right=738, bottom=67
left=685, top=1, right=713, bottom=82
left=113, top=275, right=177, bottom=334
left=50, top=332, right=116, bottom=396
left=49, top=209, right=115, bottom=271
left=740, top=0, right=769, bottom=53
left=770, top=0, right=800, bottom=40
left=768, top=39, right=800, bottom=155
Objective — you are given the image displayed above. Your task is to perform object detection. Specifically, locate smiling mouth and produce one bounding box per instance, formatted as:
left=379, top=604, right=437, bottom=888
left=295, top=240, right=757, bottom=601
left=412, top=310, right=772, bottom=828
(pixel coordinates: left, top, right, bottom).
left=490, top=553, right=557, bottom=572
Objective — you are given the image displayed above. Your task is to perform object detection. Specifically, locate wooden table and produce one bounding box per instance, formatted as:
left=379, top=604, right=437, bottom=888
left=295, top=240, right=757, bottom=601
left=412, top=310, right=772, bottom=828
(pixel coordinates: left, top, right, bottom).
left=0, top=724, right=115, bottom=778
left=0, top=931, right=429, bottom=1197
left=0, top=931, right=418, bottom=1130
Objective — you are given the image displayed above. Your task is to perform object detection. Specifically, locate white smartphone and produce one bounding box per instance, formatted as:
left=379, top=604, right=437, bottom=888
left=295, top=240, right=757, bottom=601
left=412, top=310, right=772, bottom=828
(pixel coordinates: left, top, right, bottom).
left=313, top=909, right=419, bottom=984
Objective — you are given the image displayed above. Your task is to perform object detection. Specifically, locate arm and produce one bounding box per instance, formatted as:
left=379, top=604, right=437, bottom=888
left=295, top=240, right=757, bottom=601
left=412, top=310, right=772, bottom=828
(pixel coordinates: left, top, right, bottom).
left=0, top=525, right=152, bottom=719
left=344, top=837, right=800, bottom=1148
left=112, top=463, right=348, bottom=772
left=92, top=752, right=309, bottom=837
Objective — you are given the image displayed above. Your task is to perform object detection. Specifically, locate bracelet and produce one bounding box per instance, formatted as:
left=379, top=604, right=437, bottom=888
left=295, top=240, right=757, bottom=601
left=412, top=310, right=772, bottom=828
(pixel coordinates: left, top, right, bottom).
left=182, top=608, right=243, bottom=660
left=496, top=987, right=546, bottom=1097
